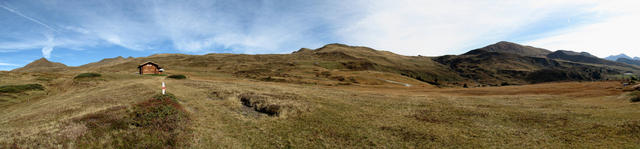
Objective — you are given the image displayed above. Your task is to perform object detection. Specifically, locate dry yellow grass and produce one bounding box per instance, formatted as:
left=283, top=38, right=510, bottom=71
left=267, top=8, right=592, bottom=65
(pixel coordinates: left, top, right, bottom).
left=0, top=70, right=639, bottom=148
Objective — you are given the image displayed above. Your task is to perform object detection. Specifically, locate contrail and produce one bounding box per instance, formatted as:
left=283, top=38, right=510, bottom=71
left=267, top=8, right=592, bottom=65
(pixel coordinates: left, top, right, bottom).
left=0, top=4, right=57, bottom=31
left=0, top=62, right=19, bottom=66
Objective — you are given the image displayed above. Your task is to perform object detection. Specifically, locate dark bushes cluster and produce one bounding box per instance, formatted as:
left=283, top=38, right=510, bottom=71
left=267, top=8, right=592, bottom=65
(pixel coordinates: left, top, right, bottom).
left=630, top=91, right=640, bottom=103
left=167, top=74, right=187, bottom=79
left=0, top=84, right=44, bottom=93
left=74, top=73, right=101, bottom=79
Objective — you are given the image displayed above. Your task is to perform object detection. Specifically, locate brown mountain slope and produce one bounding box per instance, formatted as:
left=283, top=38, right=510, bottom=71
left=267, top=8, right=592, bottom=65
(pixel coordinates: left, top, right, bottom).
left=464, top=41, right=552, bottom=57
left=11, top=42, right=640, bottom=87
left=72, top=44, right=461, bottom=87
left=11, top=58, right=68, bottom=73
left=435, top=50, right=614, bottom=85
left=437, top=42, right=639, bottom=86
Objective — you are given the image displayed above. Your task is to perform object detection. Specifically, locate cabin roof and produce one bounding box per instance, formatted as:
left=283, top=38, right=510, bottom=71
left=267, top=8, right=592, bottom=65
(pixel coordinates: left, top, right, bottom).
left=137, top=61, right=162, bottom=69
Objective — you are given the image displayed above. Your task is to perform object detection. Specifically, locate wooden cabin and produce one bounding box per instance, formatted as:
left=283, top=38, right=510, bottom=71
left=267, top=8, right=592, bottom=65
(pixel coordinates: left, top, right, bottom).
left=138, top=62, right=164, bottom=75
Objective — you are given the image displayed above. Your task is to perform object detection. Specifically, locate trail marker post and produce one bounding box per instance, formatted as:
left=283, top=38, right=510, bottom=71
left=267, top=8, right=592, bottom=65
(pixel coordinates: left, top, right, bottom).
left=162, top=82, right=166, bottom=95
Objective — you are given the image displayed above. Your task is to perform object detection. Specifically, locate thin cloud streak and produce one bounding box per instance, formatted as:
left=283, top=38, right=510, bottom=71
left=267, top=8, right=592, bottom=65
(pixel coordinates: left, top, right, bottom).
left=0, top=0, right=638, bottom=62
left=0, top=62, right=19, bottom=66
left=0, top=3, right=56, bottom=31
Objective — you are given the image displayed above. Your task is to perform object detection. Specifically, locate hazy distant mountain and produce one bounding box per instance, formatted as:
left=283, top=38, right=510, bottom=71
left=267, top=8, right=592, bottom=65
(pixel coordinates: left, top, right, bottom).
left=605, top=54, right=633, bottom=61
left=617, top=58, right=640, bottom=66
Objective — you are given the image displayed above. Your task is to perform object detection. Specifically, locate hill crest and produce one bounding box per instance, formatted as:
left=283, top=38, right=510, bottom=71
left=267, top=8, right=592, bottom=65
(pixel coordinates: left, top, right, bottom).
left=11, top=58, right=68, bottom=72
left=464, top=41, right=552, bottom=57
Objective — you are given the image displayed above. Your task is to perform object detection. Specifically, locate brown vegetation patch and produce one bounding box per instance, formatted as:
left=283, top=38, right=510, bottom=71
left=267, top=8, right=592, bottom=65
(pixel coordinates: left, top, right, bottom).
left=237, top=92, right=307, bottom=117
left=208, top=90, right=236, bottom=100
left=629, top=91, right=640, bottom=102
left=412, top=106, right=489, bottom=124
left=439, top=81, right=622, bottom=97
left=73, top=93, right=191, bottom=148
left=380, top=126, right=437, bottom=142
left=618, top=120, right=640, bottom=138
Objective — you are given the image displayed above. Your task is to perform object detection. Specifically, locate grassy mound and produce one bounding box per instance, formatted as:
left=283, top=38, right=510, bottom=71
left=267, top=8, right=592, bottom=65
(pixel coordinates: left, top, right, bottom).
left=74, top=73, right=101, bottom=79
left=75, top=93, right=190, bottom=148
left=167, top=74, right=187, bottom=79
left=0, top=84, right=44, bottom=93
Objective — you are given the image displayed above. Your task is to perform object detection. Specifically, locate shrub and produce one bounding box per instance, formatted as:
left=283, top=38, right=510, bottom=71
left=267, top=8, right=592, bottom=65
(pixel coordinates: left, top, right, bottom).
left=74, top=73, right=101, bottom=79
left=167, top=74, right=187, bottom=79
left=0, top=84, right=44, bottom=93
left=630, top=91, right=640, bottom=102
left=132, top=93, right=187, bottom=130
left=75, top=93, right=191, bottom=148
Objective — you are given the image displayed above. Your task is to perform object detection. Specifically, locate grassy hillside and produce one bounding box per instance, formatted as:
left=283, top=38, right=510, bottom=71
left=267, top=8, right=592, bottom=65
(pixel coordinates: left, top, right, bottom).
left=2, top=42, right=640, bottom=148
left=1, top=70, right=639, bottom=148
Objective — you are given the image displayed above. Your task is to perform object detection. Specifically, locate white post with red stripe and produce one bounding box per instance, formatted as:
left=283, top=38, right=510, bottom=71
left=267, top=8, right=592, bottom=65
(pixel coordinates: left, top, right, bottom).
left=162, top=82, right=166, bottom=95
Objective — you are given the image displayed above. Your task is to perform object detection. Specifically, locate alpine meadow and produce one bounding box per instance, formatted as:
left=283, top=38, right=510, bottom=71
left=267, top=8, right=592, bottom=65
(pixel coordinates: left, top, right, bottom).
left=1, top=0, right=640, bottom=148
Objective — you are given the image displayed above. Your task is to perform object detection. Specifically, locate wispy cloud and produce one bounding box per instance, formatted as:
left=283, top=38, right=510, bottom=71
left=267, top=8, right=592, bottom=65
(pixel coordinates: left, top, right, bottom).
left=41, top=32, right=54, bottom=58
left=526, top=1, right=640, bottom=57
left=0, top=62, right=19, bottom=66
left=0, top=3, right=56, bottom=31
left=0, top=0, right=638, bottom=60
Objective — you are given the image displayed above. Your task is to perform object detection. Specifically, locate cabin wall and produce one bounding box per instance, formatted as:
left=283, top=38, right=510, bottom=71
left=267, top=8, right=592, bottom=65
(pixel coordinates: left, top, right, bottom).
left=140, top=64, right=160, bottom=74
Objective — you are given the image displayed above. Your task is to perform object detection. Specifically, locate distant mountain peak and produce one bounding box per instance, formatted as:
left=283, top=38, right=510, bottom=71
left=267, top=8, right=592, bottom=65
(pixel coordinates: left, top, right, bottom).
left=11, top=57, right=68, bottom=72
left=464, top=41, right=551, bottom=57
left=616, top=57, right=640, bottom=66
left=604, top=54, right=633, bottom=61
left=35, top=57, right=50, bottom=62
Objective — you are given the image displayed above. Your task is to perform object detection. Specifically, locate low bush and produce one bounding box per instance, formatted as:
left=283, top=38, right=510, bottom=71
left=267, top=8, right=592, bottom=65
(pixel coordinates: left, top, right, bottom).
left=74, top=73, right=101, bottom=79
left=75, top=93, right=191, bottom=148
left=167, top=74, right=187, bottom=79
left=0, top=84, right=44, bottom=93
left=132, top=93, right=187, bottom=131
left=630, top=91, right=640, bottom=102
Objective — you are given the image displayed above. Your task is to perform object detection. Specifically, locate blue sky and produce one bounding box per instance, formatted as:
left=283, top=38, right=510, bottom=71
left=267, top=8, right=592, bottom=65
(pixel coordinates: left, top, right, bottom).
left=1, top=0, right=639, bottom=70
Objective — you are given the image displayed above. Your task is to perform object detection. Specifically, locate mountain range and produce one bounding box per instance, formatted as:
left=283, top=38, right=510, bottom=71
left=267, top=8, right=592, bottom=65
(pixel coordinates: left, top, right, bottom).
left=605, top=54, right=640, bottom=61
left=11, top=41, right=640, bottom=87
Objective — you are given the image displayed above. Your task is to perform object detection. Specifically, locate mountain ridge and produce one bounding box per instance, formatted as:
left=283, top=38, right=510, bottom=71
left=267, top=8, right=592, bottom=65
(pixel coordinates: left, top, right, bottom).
left=464, top=41, right=552, bottom=57
left=11, top=41, right=640, bottom=86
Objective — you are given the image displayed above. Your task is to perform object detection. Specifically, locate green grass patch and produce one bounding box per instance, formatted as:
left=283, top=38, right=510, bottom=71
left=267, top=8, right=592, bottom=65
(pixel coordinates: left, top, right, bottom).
left=74, top=73, right=101, bottom=79
left=0, top=84, right=44, bottom=93
left=167, top=74, right=187, bottom=79
left=74, top=93, right=191, bottom=148
left=145, top=74, right=168, bottom=76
